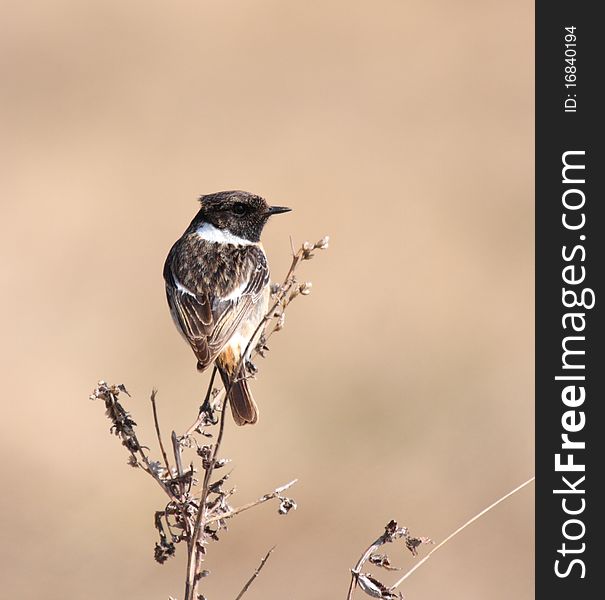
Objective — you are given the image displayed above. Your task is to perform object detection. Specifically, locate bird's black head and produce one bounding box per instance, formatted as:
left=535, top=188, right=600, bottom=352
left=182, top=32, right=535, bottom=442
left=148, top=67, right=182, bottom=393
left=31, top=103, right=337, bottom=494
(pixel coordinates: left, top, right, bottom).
left=192, top=190, right=291, bottom=242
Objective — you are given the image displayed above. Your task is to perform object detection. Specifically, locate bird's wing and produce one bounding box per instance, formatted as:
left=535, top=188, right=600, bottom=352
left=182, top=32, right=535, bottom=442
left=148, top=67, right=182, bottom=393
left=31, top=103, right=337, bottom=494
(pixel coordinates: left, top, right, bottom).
left=206, top=256, right=269, bottom=358
left=164, top=246, right=269, bottom=370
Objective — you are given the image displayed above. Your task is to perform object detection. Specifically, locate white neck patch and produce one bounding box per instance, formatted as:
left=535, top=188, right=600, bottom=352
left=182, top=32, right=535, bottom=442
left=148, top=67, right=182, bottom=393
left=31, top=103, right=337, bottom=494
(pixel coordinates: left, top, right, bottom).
left=196, top=222, right=254, bottom=246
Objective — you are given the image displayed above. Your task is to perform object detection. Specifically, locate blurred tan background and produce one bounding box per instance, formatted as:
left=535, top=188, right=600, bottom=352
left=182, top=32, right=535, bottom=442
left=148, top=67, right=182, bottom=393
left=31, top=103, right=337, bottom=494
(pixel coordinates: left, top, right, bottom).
left=0, top=1, right=533, bottom=598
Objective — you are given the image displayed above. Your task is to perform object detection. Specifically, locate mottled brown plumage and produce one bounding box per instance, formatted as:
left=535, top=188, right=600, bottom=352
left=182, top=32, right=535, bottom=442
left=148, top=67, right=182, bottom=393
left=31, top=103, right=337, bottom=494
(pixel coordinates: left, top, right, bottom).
left=163, top=191, right=290, bottom=425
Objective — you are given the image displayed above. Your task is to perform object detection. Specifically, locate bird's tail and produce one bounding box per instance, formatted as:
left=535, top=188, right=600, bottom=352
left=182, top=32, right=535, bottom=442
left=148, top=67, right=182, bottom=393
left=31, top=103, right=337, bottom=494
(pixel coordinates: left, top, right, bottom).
left=218, top=367, right=259, bottom=426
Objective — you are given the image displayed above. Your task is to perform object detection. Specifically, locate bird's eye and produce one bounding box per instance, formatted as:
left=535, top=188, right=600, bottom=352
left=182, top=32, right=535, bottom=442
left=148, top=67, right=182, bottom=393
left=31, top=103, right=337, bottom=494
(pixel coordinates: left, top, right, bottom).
left=232, top=202, right=248, bottom=216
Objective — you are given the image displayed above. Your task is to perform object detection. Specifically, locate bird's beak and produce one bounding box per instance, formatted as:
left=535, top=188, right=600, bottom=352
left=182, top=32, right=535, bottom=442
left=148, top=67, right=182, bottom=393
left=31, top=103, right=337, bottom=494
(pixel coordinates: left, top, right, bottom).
left=267, top=205, right=292, bottom=215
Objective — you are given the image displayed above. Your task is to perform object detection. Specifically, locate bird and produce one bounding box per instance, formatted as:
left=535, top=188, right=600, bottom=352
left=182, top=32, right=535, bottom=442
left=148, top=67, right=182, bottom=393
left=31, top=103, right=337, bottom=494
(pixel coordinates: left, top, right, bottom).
left=163, top=190, right=291, bottom=425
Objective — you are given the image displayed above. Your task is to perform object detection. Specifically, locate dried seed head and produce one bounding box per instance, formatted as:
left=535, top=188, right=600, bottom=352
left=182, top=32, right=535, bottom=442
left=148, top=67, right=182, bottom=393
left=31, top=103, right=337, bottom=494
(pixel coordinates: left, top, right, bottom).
left=148, top=460, right=167, bottom=478
left=302, top=241, right=315, bottom=260
left=315, top=235, right=330, bottom=250
left=154, top=540, right=176, bottom=564
left=405, top=535, right=433, bottom=556
left=383, top=520, right=407, bottom=542
left=278, top=496, right=297, bottom=515
left=275, top=313, right=286, bottom=331
left=255, top=341, right=270, bottom=357
left=299, top=282, right=312, bottom=296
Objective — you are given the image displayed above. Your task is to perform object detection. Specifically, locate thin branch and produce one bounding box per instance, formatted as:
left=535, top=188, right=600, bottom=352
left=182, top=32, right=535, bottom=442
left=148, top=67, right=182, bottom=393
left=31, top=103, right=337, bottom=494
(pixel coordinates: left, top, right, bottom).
left=184, top=366, right=220, bottom=436
left=205, top=479, right=298, bottom=525
left=170, top=432, right=184, bottom=477
left=134, top=449, right=178, bottom=501
left=184, top=389, right=223, bottom=437
left=150, top=389, right=172, bottom=476
left=346, top=534, right=387, bottom=600
left=92, top=382, right=178, bottom=502
left=389, top=476, right=535, bottom=591
left=185, top=390, right=229, bottom=600
left=171, top=430, right=188, bottom=502
left=234, top=546, right=276, bottom=600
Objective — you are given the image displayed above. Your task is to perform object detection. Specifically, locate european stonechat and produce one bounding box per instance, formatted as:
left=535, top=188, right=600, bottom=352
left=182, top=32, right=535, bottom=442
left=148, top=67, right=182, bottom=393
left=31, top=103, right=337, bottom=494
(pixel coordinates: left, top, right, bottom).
left=163, top=190, right=291, bottom=425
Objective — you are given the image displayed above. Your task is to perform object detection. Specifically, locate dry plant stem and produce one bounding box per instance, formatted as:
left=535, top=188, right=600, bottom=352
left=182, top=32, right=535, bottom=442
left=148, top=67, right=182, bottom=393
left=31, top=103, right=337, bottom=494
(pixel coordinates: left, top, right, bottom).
left=185, top=389, right=223, bottom=437
left=150, top=390, right=172, bottom=476
left=234, top=546, right=276, bottom=600
left=199, top=365, right=219, bottom=417
left=205, top=479, right=298, bottom=525
left=134, top=452, right=174, bottom=499
left=171, top=430, right=188, bottom=501
left=171, top=432, right=185, bottom=477
left=346, top=535, right=388, bottom=600
left=95, top=383, right=180, bottom=502
left=151, top=392, right=195, bottom=544
left=185, top=386, right=229, bottom=600
left=389, top=476, right=535, bottom=592
left=123, top=428, right=178, bottom=502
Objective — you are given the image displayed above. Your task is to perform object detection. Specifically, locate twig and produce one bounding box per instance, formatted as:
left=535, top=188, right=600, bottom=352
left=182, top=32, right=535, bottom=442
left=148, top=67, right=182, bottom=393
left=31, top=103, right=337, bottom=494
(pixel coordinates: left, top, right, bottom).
left=234, top=546, right=276, bottom=600
left=184, top=390, right=223, bottom=437
left=150, top=389, right=172, bottom=476
left=185, top=389, right=229, bottom=600
left=389, top=476, right=535, bottom=591
left=345, top=520, right=410, bottom=600
left=91, top=382, right=179, bottom=502
left=136, top=451, right=177, bottom=501
left=184, top=366, right=220, bottom=436
left=171, top=432, right=185, bottom=479
left=171, top=430, right=189, bottom=502
left=346, top=534, right=387, bottom=600
left=205, top=479, right=298, bottom=525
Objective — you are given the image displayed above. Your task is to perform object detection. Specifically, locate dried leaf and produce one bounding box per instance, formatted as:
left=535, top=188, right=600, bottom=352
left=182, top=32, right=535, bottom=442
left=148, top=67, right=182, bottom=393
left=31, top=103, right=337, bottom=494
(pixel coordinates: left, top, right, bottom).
left=315, top=235, right=330, bottom=250
left=149, top=460, right=167, bottom=478
left=208, top=472, right=230, bottom=494
left=358, top=574, right=400, bottom=599
left=385, top=520, right=398, bottom=536
left=369, top=553, right=400, bottom=571
left=299, top=281, right=312, bottom=295
left=154, top=540, right=176, bottom=564
left=278, top=496, right=297, bottom=515
left=405, top=536, right=433, bottom=557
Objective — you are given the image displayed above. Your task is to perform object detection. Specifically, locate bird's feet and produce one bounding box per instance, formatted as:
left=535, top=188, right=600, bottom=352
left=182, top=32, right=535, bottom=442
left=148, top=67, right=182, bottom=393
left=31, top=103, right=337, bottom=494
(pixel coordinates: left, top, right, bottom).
left=198, top=396, right=219, bottom=426
left=245, top=359, right=258, bottom=375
